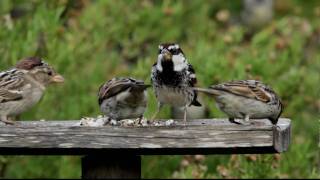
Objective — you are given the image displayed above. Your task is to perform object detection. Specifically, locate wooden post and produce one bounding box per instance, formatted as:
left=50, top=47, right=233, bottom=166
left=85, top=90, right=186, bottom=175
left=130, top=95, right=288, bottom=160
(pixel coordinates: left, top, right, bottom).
left=273, top=119, right=291, bottom=152
left=81, top=155, right=141, bottom=179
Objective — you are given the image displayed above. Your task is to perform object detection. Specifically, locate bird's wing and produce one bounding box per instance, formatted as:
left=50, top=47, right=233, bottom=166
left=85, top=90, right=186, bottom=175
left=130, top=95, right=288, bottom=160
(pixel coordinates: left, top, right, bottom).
left=186, top=64, right=202, bottom=106
left=150, top=63, right=157, bottom=84
left=98, top=78, right=133, bottom=103
left=211, top=80, right=271, bottom=103
left=0, top=69, right=25, bottom=103
left=0, top=89, right=23, bottom=103
left=187, top=64, right=197, bottom=86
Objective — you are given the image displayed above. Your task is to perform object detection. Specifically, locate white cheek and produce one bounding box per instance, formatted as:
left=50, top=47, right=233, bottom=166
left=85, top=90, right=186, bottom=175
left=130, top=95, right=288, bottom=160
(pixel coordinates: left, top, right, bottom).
left=156, top=54, right=163, bottom=72
left=172, top=55, right=187, bottom=71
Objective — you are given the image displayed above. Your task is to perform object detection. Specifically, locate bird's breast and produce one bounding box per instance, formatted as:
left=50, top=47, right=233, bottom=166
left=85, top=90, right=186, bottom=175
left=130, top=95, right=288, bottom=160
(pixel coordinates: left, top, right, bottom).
left=22, top=85, right=45, bottom=105
left=155, top=86, right=189, bottom=107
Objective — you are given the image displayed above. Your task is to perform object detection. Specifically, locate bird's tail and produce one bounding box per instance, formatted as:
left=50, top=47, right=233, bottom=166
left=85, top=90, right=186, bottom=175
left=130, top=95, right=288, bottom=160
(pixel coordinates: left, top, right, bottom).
left=192, top=87, right=220, bottom=96
left=130, top=84, right=151, bottom=91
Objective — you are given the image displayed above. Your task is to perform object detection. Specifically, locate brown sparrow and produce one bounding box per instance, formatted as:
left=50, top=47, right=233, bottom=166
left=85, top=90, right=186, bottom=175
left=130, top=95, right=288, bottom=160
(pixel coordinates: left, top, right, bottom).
left=98, top=77, right=150, bottom=121
left=194, top=80, right=282, bottom=125
left=0, top=57, right=64, bottom=124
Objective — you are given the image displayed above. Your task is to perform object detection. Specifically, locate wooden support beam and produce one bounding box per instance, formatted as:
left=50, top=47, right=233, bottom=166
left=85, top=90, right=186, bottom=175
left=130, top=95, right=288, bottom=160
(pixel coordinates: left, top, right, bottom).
left=82, top=155, right=141, bottom=179
left=273, top=119, right=291, bottom=152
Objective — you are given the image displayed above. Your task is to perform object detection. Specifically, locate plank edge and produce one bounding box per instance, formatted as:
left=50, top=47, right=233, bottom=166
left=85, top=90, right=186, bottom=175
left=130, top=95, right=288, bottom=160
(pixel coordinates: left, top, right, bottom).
left=273, top=119, right=291, bottom=153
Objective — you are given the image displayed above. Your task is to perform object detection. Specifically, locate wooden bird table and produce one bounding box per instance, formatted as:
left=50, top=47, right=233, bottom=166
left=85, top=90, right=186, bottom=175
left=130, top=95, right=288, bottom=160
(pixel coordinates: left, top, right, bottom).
left=0, top=118, right=291, bottom=179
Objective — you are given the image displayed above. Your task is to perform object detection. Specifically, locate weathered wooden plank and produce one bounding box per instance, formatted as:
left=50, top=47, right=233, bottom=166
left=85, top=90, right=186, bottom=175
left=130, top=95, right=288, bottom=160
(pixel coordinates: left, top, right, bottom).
left=0, top=118, right=291, bottom=155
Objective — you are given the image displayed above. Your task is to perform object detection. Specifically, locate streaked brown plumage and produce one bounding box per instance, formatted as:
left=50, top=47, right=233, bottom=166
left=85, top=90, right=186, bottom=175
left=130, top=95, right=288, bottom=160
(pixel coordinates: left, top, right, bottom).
left=0, top=57, right=64, bottom=124
left=194, top=80, right=283, bottom=125
left=98, top=77, right=150, bottom=121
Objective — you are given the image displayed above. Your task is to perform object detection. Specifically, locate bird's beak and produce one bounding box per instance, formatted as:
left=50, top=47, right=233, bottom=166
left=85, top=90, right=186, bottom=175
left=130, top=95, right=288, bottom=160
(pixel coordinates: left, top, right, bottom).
left=161, top=49, right=172, bottom=61
left=51, top=74, right=64, bottom=83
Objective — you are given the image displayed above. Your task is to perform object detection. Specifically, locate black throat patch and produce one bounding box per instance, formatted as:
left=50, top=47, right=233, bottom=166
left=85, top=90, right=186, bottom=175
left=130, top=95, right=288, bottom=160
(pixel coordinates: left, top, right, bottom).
left=157, top=60, right=183, bottom=86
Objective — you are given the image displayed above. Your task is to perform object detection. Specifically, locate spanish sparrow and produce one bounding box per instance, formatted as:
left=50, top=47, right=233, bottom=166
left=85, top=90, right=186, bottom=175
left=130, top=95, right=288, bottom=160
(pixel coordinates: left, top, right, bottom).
left=151, top=43, right=201, bottom=122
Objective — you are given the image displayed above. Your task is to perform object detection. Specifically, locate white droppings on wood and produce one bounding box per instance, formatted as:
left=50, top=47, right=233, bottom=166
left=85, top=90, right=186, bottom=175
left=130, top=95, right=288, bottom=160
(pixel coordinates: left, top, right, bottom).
left=78, top=116, right=177, bottom=127
left=165, top=119, right=175, bottom=126
left=154, top=122, right=161, bottom=126
left=79, top=116, right=110, bottom=127
left=120, top=119, right=135, bottom=126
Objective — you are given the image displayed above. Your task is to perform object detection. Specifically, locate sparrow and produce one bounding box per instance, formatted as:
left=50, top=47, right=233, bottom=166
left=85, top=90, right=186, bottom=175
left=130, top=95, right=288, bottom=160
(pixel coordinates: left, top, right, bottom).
left=0, top=57, right=64, bottom=124
left=151, top=43, right=201, bottom=122
left=98, top=77, right=150, bottom=121
left=194, top=80, right=282, bottom=125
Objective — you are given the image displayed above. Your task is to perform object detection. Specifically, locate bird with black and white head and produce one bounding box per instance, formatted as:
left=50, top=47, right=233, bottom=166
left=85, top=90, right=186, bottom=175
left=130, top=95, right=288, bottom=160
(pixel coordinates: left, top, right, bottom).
left=151, top=43, right=201, bottom=123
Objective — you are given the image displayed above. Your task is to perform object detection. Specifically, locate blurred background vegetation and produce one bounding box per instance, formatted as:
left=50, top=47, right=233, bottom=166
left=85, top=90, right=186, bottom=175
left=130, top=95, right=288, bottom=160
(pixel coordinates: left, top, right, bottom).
left=0, top=0, right=319, bottom=178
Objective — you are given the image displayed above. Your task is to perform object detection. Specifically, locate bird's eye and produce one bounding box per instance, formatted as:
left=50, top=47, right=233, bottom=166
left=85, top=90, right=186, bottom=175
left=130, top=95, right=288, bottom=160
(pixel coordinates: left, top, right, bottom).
left=158, top=49, right=162, bottom=54
left=171, top=49, right=179, bottom=55
left=47, top=71, right=53, bottom=76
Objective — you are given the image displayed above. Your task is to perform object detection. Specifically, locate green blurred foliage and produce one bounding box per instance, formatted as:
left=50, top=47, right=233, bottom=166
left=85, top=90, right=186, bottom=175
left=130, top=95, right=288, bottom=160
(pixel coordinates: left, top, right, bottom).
left=0, top=0, right=319, bottom=178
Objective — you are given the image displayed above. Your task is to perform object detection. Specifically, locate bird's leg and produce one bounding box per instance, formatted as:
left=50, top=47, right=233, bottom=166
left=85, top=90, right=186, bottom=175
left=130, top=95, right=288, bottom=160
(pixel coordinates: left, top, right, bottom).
left=183, top=105, right=187, bottom=125
left=242, top=114, right=251, bottom=125
left=151, top=102, right=163, bottom=121
left=138, top=115, right=143, bottom=124
left=1, top=116, right=15, bottom=125
left=244, top=115, right=250, bottom=122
